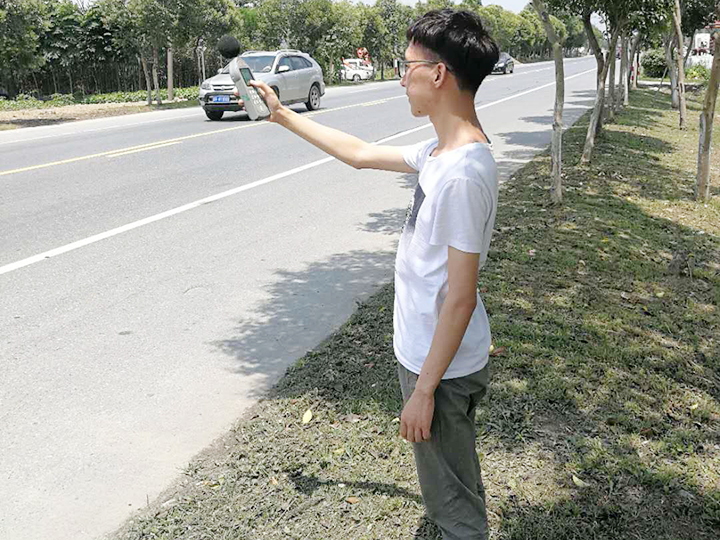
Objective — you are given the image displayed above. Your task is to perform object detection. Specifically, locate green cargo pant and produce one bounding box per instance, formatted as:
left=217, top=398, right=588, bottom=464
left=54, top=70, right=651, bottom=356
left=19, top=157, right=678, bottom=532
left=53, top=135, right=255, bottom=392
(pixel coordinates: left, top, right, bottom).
left=398, top=362, right=490, bottom=540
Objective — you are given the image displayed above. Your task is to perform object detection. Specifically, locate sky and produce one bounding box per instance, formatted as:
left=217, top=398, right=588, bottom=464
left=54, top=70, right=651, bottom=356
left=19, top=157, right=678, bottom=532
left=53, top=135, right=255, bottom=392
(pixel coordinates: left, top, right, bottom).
left=73, top=0, right=596, bottom=27
left=397, top=0, right=531, bottom=13
left=72, top=0, right=531, bottom=12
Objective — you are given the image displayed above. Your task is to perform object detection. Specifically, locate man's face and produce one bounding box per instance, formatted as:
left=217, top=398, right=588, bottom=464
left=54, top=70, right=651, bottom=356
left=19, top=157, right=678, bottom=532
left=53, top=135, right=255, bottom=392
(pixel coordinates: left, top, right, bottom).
left=400, top=43, right=440, bottom=118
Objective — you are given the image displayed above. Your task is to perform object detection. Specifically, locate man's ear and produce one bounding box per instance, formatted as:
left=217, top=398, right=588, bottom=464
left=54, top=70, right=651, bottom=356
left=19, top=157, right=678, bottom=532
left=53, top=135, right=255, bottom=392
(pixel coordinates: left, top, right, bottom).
left=434, top=64, right=449, bottom=88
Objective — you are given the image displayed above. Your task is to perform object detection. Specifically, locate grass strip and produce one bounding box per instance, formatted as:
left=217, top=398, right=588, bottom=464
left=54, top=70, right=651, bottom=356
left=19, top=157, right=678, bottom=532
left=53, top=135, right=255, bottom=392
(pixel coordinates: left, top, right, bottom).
left=113, top=87, right=720, bottom=540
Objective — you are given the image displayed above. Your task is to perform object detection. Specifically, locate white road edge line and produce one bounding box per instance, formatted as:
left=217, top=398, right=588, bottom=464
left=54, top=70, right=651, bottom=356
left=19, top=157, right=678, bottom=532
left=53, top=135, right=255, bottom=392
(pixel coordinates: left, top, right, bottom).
left=0, top=111, right=201, bottom=147
left=0, top=67, right=596, bottom=277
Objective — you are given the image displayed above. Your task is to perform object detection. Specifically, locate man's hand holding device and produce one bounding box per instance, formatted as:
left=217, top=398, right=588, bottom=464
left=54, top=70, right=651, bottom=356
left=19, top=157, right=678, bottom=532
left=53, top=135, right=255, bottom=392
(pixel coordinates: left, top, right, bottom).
left=217, top=34, right=271, bottom=122
left=228, top=57, right=271, bottom=121
left=246, top=80, right=283, bottom=122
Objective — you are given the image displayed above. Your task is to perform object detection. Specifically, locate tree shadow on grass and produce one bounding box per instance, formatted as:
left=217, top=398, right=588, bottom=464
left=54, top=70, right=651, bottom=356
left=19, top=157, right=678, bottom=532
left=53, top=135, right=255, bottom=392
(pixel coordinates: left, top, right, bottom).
left=472, top=91, right=720, bottom=539
left=287, top=471, right=423, bottom=505
left=492, top=454, right=719, bottom=540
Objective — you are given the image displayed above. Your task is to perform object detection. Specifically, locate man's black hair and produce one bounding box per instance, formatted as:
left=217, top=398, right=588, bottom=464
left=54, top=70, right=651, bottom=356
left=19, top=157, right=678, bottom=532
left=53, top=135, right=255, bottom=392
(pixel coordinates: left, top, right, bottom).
left=406, top=9, right=500, bottom=95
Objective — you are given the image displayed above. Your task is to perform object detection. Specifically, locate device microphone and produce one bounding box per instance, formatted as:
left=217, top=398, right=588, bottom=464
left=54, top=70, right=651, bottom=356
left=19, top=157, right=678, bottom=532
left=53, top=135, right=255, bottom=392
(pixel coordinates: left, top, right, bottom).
left=217, top=35, right=241, bottom=59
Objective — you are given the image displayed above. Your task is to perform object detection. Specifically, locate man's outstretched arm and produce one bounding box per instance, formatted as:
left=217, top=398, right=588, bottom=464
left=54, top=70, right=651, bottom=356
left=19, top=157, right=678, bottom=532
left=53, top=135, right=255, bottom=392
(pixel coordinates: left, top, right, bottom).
left=249, top=79, right=415, bottom=173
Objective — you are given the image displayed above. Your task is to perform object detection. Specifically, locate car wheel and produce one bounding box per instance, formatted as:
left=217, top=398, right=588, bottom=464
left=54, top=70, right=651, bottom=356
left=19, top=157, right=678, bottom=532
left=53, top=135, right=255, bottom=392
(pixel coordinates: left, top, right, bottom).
left=305, top=84, right=321, bottom=111
left=271, top=86, right=280, bottom=100
left=205, top=109, right=223, bottom=121
left=503, top=66, right=507, bottom=74
left=352, top=74, right=361, bottom=82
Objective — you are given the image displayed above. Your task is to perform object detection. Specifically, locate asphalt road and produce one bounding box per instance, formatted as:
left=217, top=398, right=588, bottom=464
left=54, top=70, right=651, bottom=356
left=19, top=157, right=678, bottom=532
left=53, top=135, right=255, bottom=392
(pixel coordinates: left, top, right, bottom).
left=0, top=56, right=598, bottom=540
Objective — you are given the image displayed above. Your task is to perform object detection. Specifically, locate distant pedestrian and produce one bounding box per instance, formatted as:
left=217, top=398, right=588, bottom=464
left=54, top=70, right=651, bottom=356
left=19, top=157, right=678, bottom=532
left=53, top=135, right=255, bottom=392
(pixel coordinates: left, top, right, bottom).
left=249, top=9, right=499, bottom=539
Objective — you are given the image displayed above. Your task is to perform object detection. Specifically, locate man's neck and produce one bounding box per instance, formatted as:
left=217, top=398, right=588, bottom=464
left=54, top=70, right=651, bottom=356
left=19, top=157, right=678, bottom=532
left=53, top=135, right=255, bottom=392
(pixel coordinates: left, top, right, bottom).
left=429, top=93, right=487, bottom=156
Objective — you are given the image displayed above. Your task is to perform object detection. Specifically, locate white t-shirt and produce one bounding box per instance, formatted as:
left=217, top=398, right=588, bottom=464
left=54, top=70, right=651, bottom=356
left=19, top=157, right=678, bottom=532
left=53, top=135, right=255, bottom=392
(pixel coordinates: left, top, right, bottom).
left=394, top=137, right=498, bottom=379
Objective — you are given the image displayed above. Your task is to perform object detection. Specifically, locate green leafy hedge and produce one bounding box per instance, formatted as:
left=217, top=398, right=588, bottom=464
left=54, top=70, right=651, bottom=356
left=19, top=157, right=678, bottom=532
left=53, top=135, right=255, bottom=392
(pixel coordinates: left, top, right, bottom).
left=0, top=86, right=200, bottom=111
left=686, top=64, right=711, bottom=84
left=640, top=49, right=666, bottom=78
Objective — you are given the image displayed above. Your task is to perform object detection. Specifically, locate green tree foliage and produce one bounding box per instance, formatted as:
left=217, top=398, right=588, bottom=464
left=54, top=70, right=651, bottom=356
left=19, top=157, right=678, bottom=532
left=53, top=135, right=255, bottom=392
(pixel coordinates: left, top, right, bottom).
left=0, top=0, right=49, bottom=94
left=0, top=0, right=598, bottom=98
left=556, top=12, right=585, bottom=50
left=42, top=0, right=85, bottom=93
left=682, top=0, right=715, bottom=37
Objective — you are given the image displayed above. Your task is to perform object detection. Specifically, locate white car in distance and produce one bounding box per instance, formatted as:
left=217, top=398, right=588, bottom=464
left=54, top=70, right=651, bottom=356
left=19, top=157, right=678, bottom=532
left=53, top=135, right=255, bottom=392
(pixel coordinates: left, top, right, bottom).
left=341, top=59, right=375, bottom=82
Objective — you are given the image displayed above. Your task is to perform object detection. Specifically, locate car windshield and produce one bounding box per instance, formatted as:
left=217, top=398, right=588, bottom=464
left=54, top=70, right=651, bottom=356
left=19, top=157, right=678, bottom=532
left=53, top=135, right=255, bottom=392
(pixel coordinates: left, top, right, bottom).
left=243, top=55, right=276, bottom=73
left=218, top=55, right=275, bottom=75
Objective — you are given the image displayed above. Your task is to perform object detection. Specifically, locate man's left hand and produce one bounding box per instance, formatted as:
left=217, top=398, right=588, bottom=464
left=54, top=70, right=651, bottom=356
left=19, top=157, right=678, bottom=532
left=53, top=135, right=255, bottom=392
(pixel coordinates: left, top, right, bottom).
left=400, top=389, right=435, bottom=443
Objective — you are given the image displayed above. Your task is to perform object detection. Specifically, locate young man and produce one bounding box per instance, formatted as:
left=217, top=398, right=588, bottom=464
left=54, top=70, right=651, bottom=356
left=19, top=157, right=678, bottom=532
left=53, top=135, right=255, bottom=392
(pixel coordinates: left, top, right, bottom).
left=248, top=9, right=499, bottom=539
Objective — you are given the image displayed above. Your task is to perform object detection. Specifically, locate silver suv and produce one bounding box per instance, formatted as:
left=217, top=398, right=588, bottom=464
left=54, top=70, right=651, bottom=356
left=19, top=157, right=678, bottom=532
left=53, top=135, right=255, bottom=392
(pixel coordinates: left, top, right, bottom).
left=198, top=49, right=326, bottom=120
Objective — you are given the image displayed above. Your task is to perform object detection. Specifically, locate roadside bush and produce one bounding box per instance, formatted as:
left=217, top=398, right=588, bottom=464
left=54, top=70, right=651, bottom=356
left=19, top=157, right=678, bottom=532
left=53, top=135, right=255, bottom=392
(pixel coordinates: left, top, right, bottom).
left=49, top=93, right=76, bottom=106
left=175, top=87, right=198, bottom=100
left=686, top=64, right=711, bottom=84
left=82, top=87, right=199, bottom=104
left=82, top=91, right=151, bottom=104
left=0, top=87, right=200, bottom=111
left=641, top=48, right=666, bottom=78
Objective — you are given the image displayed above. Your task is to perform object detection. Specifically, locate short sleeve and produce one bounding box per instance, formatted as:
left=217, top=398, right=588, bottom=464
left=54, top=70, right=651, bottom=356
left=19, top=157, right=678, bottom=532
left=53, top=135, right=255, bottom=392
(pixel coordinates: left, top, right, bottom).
left=428, top=178, right=494, bottom=254
left=402, top=138, right=437, bottom=172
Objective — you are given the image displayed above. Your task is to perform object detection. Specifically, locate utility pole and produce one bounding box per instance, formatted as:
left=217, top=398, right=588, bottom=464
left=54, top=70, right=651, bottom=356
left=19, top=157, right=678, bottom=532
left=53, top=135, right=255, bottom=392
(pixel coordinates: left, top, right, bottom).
left=198, top=38, right=207, bottom=83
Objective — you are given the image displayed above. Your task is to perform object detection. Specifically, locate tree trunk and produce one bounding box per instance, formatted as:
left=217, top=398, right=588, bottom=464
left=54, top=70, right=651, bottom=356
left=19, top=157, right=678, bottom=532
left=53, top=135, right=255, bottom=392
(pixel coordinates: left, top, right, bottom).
left=167, top=45, right=174, bottom=101
left=51, top=69, right=58, bottom=95
left=671, top=0, right=687, bottom=129
left=533, top=0, right=564, bottom=203
left=596, top=57, right=608, bottom=137
left=582, top=13, right=621, bottom=164
left=628, top=33, right=641, bottom=91
left=696, top=29, right=720, bottom=201
left=685, top=30, right=696, bottom=67
left=619, top=33, right=629, bottom=109
left=152, top=46, right=162, bottom=105
left=68, top=69, right=74, bottom=95
left=140, top=54, right=153, bottom=105
left=31, top=71, right=40, bottom=96
left=608, top=42, right=617, bottom=120
left=665, top=33, right=680, bottom=108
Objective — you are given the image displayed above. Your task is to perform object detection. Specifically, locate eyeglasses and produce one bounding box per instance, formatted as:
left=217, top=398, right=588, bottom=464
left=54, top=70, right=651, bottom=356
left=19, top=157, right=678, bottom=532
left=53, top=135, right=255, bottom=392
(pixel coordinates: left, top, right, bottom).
left=398, top=59, right=446, bottom=78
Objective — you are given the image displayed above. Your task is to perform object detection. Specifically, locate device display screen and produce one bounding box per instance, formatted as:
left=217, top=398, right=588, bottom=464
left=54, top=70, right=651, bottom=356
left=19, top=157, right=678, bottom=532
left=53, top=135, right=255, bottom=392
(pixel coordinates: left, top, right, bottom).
left=240, top=68, right=254, bottom=85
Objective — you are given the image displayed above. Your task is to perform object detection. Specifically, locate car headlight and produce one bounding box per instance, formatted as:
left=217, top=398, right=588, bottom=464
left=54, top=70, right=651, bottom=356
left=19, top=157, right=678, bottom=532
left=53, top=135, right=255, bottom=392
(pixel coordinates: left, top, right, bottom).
left=201, top=81, right=212, bottom=90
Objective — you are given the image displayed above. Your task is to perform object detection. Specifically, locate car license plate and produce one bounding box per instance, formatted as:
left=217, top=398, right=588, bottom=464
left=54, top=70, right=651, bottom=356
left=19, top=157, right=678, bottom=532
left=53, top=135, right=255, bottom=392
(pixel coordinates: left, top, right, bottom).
left=212, top=95, right=230, bottom=103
